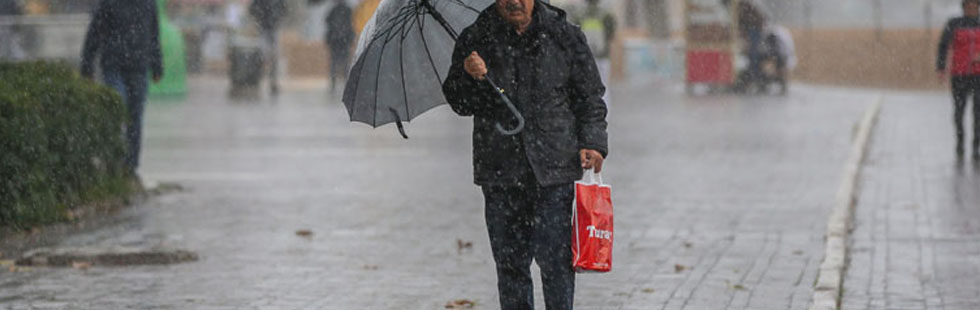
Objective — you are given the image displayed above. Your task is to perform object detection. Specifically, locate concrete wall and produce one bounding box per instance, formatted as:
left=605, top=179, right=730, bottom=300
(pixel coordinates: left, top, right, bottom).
left=791, top=28, right=943, bottom=90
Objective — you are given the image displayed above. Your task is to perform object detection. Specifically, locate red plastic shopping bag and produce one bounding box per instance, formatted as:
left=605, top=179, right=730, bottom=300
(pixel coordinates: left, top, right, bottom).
left=572, top=169, right=613, bottom=273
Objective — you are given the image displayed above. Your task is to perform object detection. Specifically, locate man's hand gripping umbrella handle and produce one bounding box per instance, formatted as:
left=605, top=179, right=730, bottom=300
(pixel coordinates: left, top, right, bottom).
left=484, top=75, right=525, bottom=135
left=428, top=0, right=524, bottom=135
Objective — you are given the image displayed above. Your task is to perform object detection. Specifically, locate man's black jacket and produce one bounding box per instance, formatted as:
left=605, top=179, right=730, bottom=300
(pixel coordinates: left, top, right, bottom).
left=442, top=1, right=609, bottom=186
left=80, top=0, right=162, bottom=77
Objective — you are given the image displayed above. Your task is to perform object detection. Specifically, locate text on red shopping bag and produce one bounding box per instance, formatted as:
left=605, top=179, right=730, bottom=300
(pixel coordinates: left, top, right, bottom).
left=572, top=179, right=613, bottom=273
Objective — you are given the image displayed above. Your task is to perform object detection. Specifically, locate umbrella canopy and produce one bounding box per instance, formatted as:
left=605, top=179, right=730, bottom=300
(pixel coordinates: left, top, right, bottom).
left=342, top=0, right=524, bottom=138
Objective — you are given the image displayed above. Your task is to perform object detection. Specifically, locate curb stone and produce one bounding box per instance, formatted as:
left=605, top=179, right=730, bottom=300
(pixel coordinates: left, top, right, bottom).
left=15, top=245, right=198, bottom=267
left=809, top=97, right=882, bottom=310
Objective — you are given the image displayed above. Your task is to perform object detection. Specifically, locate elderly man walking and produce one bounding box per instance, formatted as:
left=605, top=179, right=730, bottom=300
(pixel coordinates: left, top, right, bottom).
left=442, top=0, right=609, bottom=308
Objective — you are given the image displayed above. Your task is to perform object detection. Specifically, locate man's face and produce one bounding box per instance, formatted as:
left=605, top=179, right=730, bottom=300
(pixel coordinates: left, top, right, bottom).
left=967, top=1, right=980, bottom=17
left=496, top=0, right=534, bottom=28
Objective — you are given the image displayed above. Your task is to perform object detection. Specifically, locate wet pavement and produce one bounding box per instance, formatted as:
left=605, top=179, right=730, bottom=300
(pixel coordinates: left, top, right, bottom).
left=0, top=77, right=876, bottom=309
left=841, top=91, right=980, bottom=310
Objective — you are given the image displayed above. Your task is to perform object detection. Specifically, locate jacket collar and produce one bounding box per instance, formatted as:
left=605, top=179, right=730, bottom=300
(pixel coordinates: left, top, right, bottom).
left=476, top=1, right=566, bottom=38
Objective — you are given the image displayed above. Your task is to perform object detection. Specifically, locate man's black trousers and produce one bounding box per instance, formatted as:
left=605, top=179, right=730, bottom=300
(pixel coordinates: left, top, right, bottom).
left=482, top=182, right=575, bottom=310
left=952, top=76, right=980, bottom=153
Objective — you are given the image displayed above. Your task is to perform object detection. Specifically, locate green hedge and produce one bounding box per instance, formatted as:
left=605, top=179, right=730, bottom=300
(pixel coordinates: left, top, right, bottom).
left=0, top=61, right=134, bottom=228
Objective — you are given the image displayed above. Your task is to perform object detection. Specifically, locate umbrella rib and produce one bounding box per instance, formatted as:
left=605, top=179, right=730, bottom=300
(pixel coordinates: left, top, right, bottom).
left=348, top=34, right=377, bottom=113
left=375, top=6, right=415, bottom=44
left=444, top=0, right=482, bottom=14
left=350, top=8, right=406, bottom=108
left=369, top=4, right=417, bottom=126
left=380, top=10, right=409, bottom=42
left=372, top=26, right=400, bottom=127
left=421, top=1, right=460, bottom=40
left=417, top=9, right=446, bottom=84
left=348, top=2, right=422, bottom=126
left=400, top=12, right=421, bottom=119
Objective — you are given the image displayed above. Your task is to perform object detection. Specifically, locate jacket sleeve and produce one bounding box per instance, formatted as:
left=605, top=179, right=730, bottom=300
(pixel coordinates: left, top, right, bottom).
left=80, top=1, right=108, bottom=78
left=566, top=26, right=609, bottom=157
left=442, top=29, right=499, bottom=117
left=149, top=2, right=163, bottom=78
left=938, top=20, right=953, bottom=72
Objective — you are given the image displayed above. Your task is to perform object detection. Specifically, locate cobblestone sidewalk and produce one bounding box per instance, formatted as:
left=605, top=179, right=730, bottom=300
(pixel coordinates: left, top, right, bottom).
left=0, top=79, right=873, bottom=310
left=842, top=91, right=980, bottom=310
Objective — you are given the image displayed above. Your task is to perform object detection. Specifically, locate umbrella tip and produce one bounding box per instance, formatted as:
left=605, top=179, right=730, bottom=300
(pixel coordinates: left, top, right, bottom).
left=390, top=107, right=409, bottom=139
left=398, top=126, right=409, bottom=139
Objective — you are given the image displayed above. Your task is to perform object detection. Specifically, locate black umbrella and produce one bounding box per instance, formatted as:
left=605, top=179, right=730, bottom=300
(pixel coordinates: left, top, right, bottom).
left=342, top=0, right=525, bottom=139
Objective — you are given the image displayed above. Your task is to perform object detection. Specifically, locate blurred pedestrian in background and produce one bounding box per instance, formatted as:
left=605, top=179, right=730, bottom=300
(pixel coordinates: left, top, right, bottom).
left=226, top=0, right=247, bottom=29
left=250, top=0, right=288, bottom=95
left=80, top=0, right=163, bottom=178
left=937, top=0, right=980, bottom=160
left=572, top=0, right=615, bottom=107
left=442, top=0, right=609, bottom=308
left=722, top=0, right=767, bottom=86
left=0, top=0, right=26, bottom=60
left=324, top=0, right=353, bottom=93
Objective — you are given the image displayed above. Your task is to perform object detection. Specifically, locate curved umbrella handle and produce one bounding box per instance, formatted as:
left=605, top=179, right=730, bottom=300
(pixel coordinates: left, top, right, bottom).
left=485, top=76, right=525, bottom=135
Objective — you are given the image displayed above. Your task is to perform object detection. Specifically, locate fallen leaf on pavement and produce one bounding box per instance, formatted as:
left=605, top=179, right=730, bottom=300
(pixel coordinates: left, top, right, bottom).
left=72, top=261, right=92, bottom=270
left=445, top=299, right=476, bottom=309
left=642, top=288, right=655, bottom=293
left=295, top=229, right=313, bottom=237
left=674, top=264, right=687, bottom=273
left=732, top=284, right=747, bottom=290
left=457, top=239, right=473, bottom=253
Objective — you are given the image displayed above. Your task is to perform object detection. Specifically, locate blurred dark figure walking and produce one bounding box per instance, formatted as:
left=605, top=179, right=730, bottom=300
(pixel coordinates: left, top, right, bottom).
left=937, top=0, right=980, bottom=160
left=722, top=0, right=767, bottom=89
left=442, top=0, right=609, bottom=308
left=0, top=0, right=19, bottom=15
left=572, top=0, right=615, bottom=106
left=80, top=0, right=163, bottom=176
left=324, top=0, right=354, bottom=93
left=250, top=0, right=288, bottom=95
